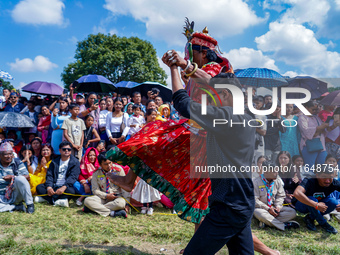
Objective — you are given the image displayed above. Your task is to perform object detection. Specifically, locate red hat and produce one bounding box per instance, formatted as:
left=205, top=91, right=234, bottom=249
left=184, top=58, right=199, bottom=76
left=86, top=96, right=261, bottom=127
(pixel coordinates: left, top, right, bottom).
left=191, top=28, right=218, bottom=50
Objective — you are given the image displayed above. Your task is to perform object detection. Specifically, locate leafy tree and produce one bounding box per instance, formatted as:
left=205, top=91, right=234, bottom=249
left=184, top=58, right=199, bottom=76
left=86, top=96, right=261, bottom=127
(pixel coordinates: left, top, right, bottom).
left=328, top=87, right=340, bottom=93
left=61, top=33, right=167, bottom=88
left=0, top=78, right=15, bottom=91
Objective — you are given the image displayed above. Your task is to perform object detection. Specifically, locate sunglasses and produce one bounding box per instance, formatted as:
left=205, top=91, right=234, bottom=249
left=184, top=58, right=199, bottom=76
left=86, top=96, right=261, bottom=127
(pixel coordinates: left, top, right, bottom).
left=10, top=97, right=17, bottom=99
left=61, top=148, right=72, bottom=152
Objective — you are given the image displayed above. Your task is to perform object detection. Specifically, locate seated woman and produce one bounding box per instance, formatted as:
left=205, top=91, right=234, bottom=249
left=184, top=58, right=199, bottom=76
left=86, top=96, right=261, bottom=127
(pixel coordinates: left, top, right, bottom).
left=74, top=147, right=100, bottom=206
left=19, top=144, right=36, bottom=174
left=29, top=144, right=54, bottom=197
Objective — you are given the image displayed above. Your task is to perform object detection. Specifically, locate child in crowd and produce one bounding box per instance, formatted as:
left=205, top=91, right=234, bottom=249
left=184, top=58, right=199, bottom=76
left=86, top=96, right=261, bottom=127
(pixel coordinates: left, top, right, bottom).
left=122, top=104, right=145, bottom=140
left=156, top=104, right=170, bottom=121
left=62, top=104, right=86, bottom=161
left=146, top=109, right=157, bottom=123
left=83, top=115, right=100, bottom=152
left=96, top=140, right=106, bottom=153
left=37, top=105, right=51, bottom=143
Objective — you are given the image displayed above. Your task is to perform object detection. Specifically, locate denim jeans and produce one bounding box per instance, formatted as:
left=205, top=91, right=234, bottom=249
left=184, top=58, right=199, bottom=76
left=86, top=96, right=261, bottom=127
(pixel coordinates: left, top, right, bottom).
left=295, top=196, right=338, bottom=225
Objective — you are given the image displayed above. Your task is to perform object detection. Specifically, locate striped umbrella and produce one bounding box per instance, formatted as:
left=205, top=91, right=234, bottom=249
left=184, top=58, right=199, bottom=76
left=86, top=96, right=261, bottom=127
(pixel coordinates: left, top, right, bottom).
left=0, top=70, right=14, bottom=80
left=235, top=68, right=287, bottom=87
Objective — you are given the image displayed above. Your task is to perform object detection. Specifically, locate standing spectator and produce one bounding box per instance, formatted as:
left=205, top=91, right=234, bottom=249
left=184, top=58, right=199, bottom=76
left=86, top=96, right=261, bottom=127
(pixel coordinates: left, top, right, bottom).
left=293, top=166, right=340, bottom=234
left=264, top=95, right=272, bottom=108
left=253, top=96, right=267, bottom=164
left=154, top=96, right=163, bottom=107
left=4, top=92, right=25, bottom=113
left=264, top=103, right=286, bottom=162
left=74, top=147, right=100, bottom=206
left=121, top=95, right=128, bottom=107
left=98, top=99, right=110, bottom=142
left=253, top=162, right=298, bottom=231
left=325, top=107, right=340, bottom=164
left=84, top=153, right=130, bottom=218
left=280, top=104, right=300, bottom=157
left=106, top=98, right=126, bottom=146
left=3, top=88, right=10, bottom=103
left=83, top=115, right=100, bottom=151
left=51, top=97, right=70, bottom=155
left=131, top=92, right=146, bottom=113
left=298, top=101, right=335, bottom=169
left=0, top=142, right=34, bottom=213
left=24, top=100, right=38, bottom=135
left=62, top=104, right=86, bottom=161
left=80, top=92, right=100, bottom=129
left=36, top=141, right=80, bottom=207
left=122, top=104, right=145, bottom=141
left=106, top=97, right=114, bottom=113
left=318, top=105, right=335, bottom=122
left=75, top=93, right=86, bottom=113
left=146, top=100, right=157, bottom=110
left=37, top=106, right=51, bottom=144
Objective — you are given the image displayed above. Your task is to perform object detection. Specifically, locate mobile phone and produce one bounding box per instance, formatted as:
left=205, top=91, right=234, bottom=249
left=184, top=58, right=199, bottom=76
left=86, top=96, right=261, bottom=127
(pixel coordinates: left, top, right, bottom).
left=325, top=116, right=332, bottom=123
left=55, top=103, right=60, bottom=109
left=94, top=99, right=99, bottom=105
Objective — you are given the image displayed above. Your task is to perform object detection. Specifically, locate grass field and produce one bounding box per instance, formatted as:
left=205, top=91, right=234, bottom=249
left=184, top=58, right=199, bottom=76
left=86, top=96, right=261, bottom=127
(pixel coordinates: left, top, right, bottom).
left=0, top=201, right=340, bottom=255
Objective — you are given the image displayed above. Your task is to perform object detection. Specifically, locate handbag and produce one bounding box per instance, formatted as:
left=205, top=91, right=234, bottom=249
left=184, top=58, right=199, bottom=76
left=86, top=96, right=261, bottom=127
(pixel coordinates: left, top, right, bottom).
left=5, top=177, right=15, bottom=200
left=305, top=117, right=323, bottom=153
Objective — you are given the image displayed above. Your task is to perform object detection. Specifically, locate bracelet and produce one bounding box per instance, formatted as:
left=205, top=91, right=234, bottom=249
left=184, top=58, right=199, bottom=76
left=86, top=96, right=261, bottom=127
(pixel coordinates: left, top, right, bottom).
left=315, top=203, right=318, bottom=210
left=183, top=60, right=191, bottom=72
left=87, top=108, right=91, bottom=113
left=186, top=62, right=198, bottom=77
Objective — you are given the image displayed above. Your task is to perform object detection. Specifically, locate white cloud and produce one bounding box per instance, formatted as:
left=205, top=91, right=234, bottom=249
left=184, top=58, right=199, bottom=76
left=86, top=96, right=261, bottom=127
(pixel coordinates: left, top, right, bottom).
left=255, top=21, right=340, bottom=77
left=9, top=56, right=58, bottom=73
left=92, top=26, right=107, bottom=34
left=69, top=36, right=78, bottom=45
left=280, top=0, right=330, bottom=28
left=224, top=47, right=278, bottom=71
left=103, top=0, right=266, bottom=45
left=11, top=0, right=66, bottom=26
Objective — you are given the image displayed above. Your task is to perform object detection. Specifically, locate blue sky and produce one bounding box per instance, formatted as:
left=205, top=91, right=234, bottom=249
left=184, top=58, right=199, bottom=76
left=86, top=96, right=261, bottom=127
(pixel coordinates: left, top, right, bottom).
left=1, top=0, right=340, bottom=98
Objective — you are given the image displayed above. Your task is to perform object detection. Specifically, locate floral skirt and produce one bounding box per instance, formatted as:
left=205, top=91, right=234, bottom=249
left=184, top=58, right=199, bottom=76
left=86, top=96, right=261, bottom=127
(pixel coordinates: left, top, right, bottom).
left=106, top=119, right=211, bottom=224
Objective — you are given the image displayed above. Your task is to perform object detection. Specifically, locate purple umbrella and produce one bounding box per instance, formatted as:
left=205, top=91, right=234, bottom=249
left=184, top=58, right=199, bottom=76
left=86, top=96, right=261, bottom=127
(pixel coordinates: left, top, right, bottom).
left=22, top=81, right=63, bottom=96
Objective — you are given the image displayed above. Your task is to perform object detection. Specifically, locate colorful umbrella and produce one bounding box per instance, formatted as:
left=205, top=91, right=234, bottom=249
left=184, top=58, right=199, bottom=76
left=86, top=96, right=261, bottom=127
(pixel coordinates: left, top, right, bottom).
left=74, top=74, right=116, bottom=93
left=22, top=81, right=63, bottom=96
left=131, top=82, right=172, bottom=102
left=0, top=70, right=14, bottom=80
left=235, top=68, right=287, bottom=87
left=285, top=76, right=328, bottom=99
left=114, top=81, right=139, bottom=96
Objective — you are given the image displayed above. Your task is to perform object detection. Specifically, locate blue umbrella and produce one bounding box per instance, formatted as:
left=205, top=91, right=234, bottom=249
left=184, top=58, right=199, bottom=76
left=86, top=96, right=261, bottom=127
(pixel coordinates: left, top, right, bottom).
left=115, top=81, right=139, bottom=95
left=0, top=70, right=14, bottom=80
left=74, top=74, right=116, bottom=93
left=235, top=68, right=287, bottom=87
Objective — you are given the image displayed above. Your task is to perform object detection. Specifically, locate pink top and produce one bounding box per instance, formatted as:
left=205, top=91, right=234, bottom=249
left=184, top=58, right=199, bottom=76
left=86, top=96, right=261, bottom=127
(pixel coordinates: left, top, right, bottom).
left=318, top=110, right=333, bottom=122
left=298, top=115, right=327, bottom=151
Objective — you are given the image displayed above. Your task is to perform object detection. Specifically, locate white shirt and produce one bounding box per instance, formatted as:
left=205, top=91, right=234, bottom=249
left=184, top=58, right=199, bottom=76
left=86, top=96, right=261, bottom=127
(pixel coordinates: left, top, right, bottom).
left=56, top=158, right=70, bottom=187
left=106, top=113, right=124, bottom=137
left=98, top=110, right=110, bottom=129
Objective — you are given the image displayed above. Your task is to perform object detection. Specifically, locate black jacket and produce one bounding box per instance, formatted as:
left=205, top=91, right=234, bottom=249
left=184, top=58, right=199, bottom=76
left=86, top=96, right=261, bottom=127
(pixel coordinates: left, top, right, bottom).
left=45, top=155, right=80, bottom=188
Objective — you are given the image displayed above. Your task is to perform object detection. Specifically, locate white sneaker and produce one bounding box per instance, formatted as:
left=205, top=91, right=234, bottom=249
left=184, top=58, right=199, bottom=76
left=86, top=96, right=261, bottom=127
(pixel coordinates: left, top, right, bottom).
left=172, top=209, right=177, bottom=214
left=324, top=214, right=331, bottom=221
left=259, top=221, right=266, bottom=229
left=141, top=207, right=147, bottom=214
left=54, top=198, right=69, bottom=207
left=147, top=207, right=154, bottom=215
left=34, top=196, right=47, bottom=203
left=75, top=199, right=83, bottom=207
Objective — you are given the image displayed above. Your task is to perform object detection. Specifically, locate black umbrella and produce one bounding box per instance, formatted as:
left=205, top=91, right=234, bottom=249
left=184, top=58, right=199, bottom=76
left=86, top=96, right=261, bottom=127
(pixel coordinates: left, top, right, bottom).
left=284, top=76, right=328, bottom=99
left=0, top=112, right=35, bottom=128
left=131, top=82, right=172, bottom=102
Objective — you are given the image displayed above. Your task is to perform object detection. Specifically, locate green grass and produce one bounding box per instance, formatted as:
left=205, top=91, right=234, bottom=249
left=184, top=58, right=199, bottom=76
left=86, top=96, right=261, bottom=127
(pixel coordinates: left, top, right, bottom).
left=0, top=202, right=340, bottom=254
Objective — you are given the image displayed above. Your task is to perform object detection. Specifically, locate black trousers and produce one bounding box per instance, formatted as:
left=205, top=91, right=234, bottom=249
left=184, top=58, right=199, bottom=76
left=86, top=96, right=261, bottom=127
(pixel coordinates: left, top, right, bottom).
left=36, top=183, right=76, bottom=205
left=184, top=202, right=254, bottom=255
